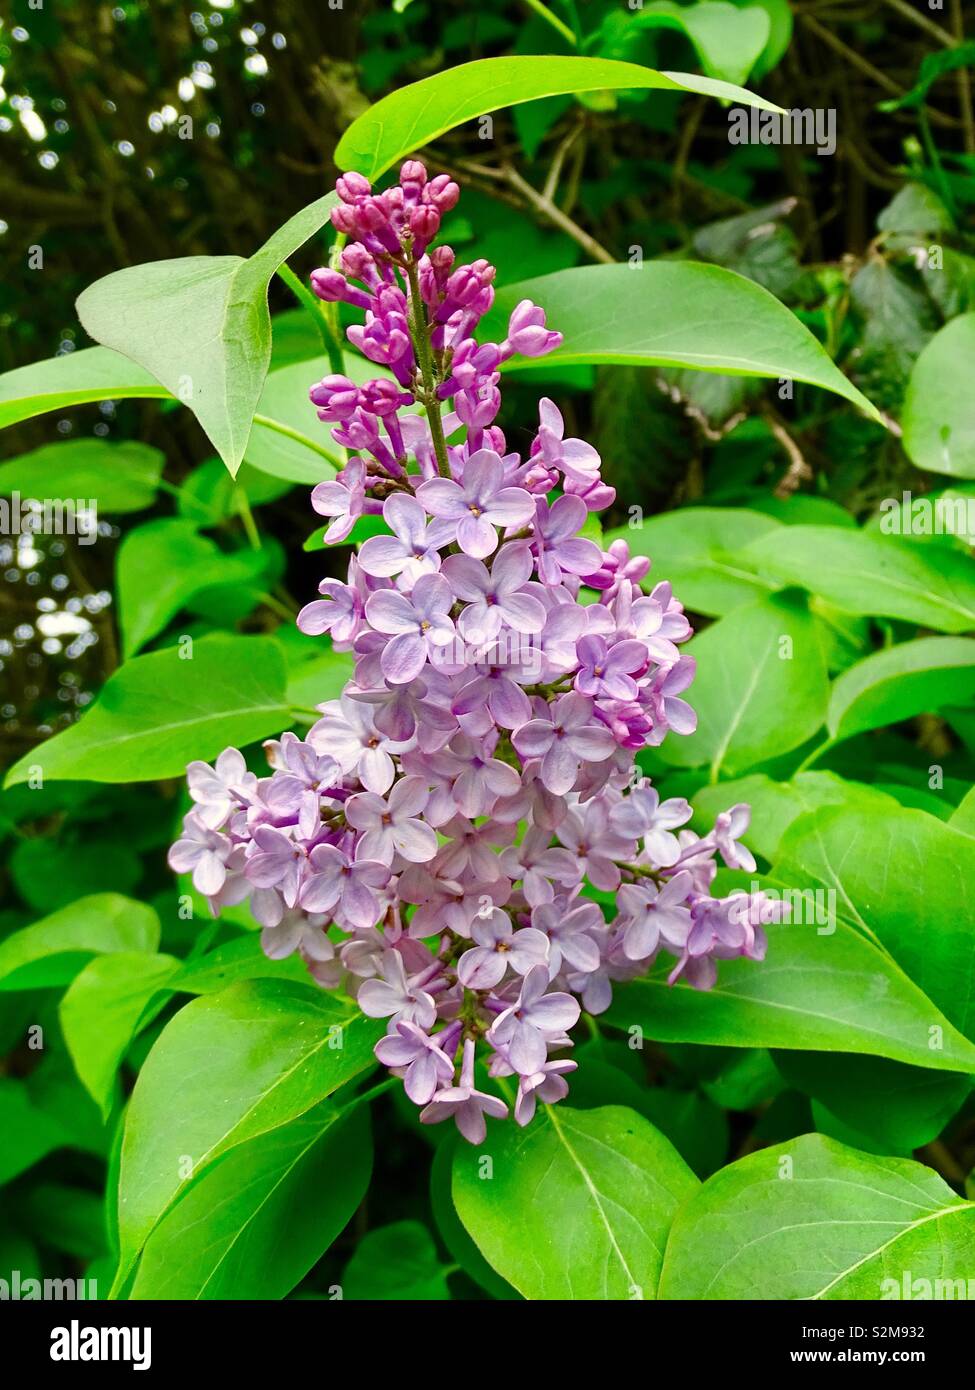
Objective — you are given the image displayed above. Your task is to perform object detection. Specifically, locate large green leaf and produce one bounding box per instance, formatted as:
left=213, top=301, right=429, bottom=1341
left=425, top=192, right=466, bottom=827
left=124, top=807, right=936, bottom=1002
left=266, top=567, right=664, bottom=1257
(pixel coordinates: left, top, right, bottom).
left=3, top=634, right=291, bottom=788
left=656, top=593, right=830, bottom=777
left=170, top=934, right=310, bottom=995
left=0, top=346, right=168, bottom=430
left=691, top=771, right=900, bottom=862
left=743, top=526, right=975, bottom=631
left=658, top=1133, right=975, bottom=1299
left=604, top=907, right=975, bottom=1072
left=827, top=636, right=975, bottom=741
left=429, top=1136, right=520, bottom=1300
left=285, top=647, right=355, bottom=713
left=774, top=804, right=975, bottom=1039
left=902, top=314, right=975, bottom=478
left=60, top=952, right=179, bottom=1118
left=76, top=195, right=337, bottom=475
left=0, top=895, right=160, bottom=992
left=335, top=55, right=778, bottom=178
left=113, top=979, right=382, bottom=1290
left=0, top=440, right=164, bottom=514
left=489, top=264, right=880, bottom=418
left=452, top=1103, right=697, bottom=1300
left=607, top=507, right=779, bottom=616
left=130, top=1100, right=372, bottom=1300
left=773, top=1052, right=971, bottom=1153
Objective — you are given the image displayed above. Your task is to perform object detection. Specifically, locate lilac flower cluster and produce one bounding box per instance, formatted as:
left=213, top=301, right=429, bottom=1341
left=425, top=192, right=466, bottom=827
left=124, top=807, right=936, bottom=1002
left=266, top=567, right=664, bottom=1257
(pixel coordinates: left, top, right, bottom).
left=169, top=161, right=779, bottom=1143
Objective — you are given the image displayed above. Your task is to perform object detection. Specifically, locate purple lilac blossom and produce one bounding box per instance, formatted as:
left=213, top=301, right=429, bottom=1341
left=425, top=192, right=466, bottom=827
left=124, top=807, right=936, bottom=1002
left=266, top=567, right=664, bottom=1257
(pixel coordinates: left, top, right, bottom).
left=167, top=159, right=776, bottom=1144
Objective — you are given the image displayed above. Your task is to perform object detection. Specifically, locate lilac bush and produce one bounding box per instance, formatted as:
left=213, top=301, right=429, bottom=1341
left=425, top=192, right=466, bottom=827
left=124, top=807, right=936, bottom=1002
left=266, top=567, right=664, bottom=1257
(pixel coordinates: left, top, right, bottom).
left=169, top=161, right=780, bottom=1144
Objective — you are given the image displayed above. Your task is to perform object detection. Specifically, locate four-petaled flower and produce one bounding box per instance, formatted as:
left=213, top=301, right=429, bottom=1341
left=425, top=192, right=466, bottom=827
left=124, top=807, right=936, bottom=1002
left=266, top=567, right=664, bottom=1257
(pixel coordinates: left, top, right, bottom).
left=487, top=964, right=581, bottom=1074
left=365, top=572, right=456, bottom=684
left=416, top=449, right=534, bottom=558
left=345, top=776, right=438, bottom=865
left=456, top=908, right=550, bottom=989
left=420, top=1038, right=509, bottom=1144
left=512, top=692, right=615, bottom=795
left=357, top=493, right=454, bottom=582
left=298, top=844, right=389, bottom=929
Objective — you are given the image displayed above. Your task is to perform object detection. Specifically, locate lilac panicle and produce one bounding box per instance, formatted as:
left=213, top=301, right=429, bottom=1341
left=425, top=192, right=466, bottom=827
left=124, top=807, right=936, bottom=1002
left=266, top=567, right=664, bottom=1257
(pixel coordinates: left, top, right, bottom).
left=168, top=160, right=779, bottom=1143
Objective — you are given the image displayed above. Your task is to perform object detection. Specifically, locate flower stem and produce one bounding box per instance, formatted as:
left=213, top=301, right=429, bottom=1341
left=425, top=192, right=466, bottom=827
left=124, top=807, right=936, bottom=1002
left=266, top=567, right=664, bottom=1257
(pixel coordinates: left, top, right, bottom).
left=276, top=262, right=346, bottom=376
left=520, top=0, right=576, bottom=46
left=251, top=412, right=342, bottom=469
left=404, top=254, right=453, bottom=480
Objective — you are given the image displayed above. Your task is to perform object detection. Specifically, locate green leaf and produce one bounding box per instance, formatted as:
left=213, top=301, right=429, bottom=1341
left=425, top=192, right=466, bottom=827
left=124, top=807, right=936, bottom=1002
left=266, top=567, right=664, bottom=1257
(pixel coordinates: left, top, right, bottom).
left=76, top=195, right=337, bottom=475
left=115, top=519, right=228, bottom=658
left=658, top=1133, right=975, bottom=1299
left=607, top=507, right=778, bottom=616
left=25, top=1048, right=111, bottom=1159
left=116, top=519, right=277, bottom=656
left=950, top=787, right=975, bottom=837
left=177, top=459, right=293, bottom=526
left=656, top=593, right=830, bottom=777
left=4, top=634, right=291, bottom=788
left=0, top=1049, right=113, bottom=1184
left=691, top=771, right=900, bottom=861
left=9, top=837, right=142, bottom=913
left=341, top=1219, right=452, bottom=1300
left=730, top=0, right=792, bottom=77
left=60, top=952, right=179, bottom=1118
left=878, top=41, right=975, bottom=113
left=171, top=934, right=311, bottom=994
left=742, top=525, right=975, bottom=632
left=867, top=484, right=975, bottom=548
left=429, top=1135, right=520, bottom=1299
left=0, top=439, right=163, bottom=514
left=773, top=1052, right=971, bottom=1153
left=113, top=979, right=382, bottom=1288
left=902, top=314, right=975, bottom=479
left=0, top=346, right=169, bottom=431
left=0, top=894, right=160, bottom=992
left=130, top=1100, right=372, bottom=1299
left=699, top=1047, right=784, bottom=1110
left=774, top=804, right=975, bottom=1038
left=452, top=1103, right=698, bottom=1300
left=21, top=1183, right=108, bottom=1261
left=245, top=357, right=342, bottom=484
left=285, top=647, right=355, bottom=714
left=747, top=493, right=857, bottom=528
left=335, top=55, right=779, bottom=178
left=569, top=1051, right=729, bottom=1178
left=827, top=636, right=975, bottom=741
left=604, top=906, right=975, bottom=1072
left=489, top=264, right=880, bottom=419
left=0, top=1079, right=80, bottom=1184
left=628, top=3, right=771, bottom=87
